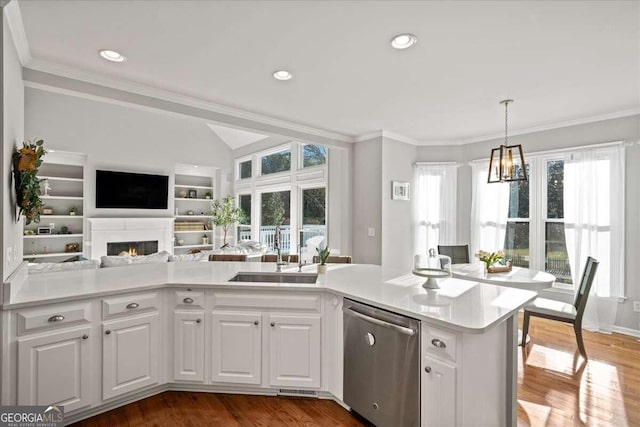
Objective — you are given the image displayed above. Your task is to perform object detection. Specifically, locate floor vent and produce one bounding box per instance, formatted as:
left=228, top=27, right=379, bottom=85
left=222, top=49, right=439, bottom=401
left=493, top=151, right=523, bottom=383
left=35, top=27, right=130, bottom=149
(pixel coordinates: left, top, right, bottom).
left=278, top=388, right=318, bottom=398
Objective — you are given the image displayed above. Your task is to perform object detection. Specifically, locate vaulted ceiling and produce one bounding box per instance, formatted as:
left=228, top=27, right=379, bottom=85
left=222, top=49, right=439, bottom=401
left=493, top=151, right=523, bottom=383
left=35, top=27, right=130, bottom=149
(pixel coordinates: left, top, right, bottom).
left=16, top=0, right=640, bottom=144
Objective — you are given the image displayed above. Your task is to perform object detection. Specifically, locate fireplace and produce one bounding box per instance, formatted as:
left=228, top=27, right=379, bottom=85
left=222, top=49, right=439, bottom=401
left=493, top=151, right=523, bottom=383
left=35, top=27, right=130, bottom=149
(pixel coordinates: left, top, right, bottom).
left=87, top=218, right=174, bottom=259
left=107, top=240, right=159, bottom=256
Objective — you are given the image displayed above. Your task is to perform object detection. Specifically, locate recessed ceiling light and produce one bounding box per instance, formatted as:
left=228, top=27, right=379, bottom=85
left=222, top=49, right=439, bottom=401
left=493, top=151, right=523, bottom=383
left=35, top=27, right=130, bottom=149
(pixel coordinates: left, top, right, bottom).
left=273, top=70, right=293, bottom=81
left=390, top=33, right=417, bottom=50
left=99, top=49, right=126, bottom=63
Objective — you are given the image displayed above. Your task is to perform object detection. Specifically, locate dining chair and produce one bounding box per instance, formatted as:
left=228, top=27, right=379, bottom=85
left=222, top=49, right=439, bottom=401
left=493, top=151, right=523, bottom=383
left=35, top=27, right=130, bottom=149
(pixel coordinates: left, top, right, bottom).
left=437, top=245, right=470, bottom=264
left=261, top=254, right=299, bottom=263
left=208, top=254, right=248, bottom=262
left=312, top=255, right=352, bottom=264
left=521, top=256, right=599, bottom=359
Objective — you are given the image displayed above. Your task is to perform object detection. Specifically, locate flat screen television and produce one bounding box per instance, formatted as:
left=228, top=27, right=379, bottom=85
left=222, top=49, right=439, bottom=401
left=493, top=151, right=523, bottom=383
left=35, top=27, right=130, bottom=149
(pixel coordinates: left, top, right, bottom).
left=96, top=170, right=169, bottom=209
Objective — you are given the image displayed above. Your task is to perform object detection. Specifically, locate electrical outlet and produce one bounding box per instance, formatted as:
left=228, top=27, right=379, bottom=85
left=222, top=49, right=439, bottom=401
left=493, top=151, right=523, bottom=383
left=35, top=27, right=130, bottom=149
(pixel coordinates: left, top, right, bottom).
left=633, top=301, right=640, bottom=313
left=6, top=246, right=13, bottom=266
left=367, top=227, right=376, bottom=237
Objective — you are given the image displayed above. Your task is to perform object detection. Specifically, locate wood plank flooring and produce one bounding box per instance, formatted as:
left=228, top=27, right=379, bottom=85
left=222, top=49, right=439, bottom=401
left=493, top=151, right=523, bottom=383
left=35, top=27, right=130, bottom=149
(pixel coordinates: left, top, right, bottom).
left=71, top=314, right=640, bottom=426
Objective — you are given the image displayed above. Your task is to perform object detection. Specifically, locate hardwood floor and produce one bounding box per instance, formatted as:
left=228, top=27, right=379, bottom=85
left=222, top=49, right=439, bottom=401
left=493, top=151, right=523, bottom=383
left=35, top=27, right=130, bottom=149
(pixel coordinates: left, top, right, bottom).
left=71, top=314, right=640, bottom=426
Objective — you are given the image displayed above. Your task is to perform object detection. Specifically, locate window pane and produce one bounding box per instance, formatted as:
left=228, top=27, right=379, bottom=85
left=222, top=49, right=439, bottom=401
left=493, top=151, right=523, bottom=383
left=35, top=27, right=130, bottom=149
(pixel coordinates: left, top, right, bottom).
left=239, top=160, right=252, bottom=179
left=303, top=145, right=327, bottom=168
left=237, top=195, right=251, bottom=241
left=260, top=191, right=291, bottom=253
left=504, top=221, right=529, bottom=268
left=261, top=150, right=291, bottom=175
left=545, top=222, right=572, bottom=284
left=547, top=160, right=564, bottom=219
left=508, top=164, right=529, bottom=219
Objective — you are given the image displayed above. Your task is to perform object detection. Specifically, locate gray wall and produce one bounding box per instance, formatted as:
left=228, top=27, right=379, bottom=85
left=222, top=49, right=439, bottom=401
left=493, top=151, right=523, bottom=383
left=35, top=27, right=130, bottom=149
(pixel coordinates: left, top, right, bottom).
left=352, top=137, right=382, bottom=264
left=25, top=88, right=234, bottom=219
left=381, top=137, right=416, bottom=271
left=2, top=9, right=24, bottom=281
left=416, top=115, right=640, bottom=332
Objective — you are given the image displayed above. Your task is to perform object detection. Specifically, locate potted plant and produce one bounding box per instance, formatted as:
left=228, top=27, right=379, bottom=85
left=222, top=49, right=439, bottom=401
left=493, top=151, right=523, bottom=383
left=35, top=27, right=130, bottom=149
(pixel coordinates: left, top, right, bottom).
left=69, top=206, right=78, bottom=216
left=316, top=246, right=331, bottom=274
left=12, top=139, right=46, bottom=225
left=210, top=195, right=244, bottom=247
left=204, top=191, right=212, bottom=200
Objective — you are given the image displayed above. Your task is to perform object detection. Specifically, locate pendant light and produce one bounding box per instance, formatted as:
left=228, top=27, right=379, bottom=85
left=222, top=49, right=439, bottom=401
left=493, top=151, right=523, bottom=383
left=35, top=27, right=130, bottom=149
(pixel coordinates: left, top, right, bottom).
left=487, top=99, right=527, bottom=183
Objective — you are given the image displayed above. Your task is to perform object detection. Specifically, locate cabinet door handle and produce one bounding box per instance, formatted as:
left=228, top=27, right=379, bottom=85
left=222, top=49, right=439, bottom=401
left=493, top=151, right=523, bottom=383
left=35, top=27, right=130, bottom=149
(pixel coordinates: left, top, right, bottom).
left=82, top=334, right=89, bottom=340
left=105, top=329, right=111, bottom=335
left=126, top=303, right=139, bottom=309
left=424, top=366, right=432, bottom=373
left=270, top=322, right=275, bottom=327
left=196, top=319, right=202, bottom=324
left=431, top=339, right=447, bottom=349
left=48, top=315, right=65, bottom=322
left=183, top=297, right=194, bottom=304
left=254, top=320, right=259, bottom=325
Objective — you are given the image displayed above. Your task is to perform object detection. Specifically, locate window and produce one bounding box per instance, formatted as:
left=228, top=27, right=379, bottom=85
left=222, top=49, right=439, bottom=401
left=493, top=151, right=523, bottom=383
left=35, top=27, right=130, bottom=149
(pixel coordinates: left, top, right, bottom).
left=260, top=191, right=291, bottom=252
left=239, top=160, right=252, bottom=179
left=237, top=194, right=251, bottom=241
left=504, top=164, right=530, bottom=268
left=261, top=150, right=291, bottom=175
left=301, top=187, right=326, bottom=250
left=302, top=145, right=327, bottom=168
left=544, top=160, right=572, bottom=285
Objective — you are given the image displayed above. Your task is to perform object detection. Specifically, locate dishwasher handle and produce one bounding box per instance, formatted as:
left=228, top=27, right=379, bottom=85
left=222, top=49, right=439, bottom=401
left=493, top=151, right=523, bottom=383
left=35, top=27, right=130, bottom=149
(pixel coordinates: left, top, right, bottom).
left=343, top=306, right=416, bottom=336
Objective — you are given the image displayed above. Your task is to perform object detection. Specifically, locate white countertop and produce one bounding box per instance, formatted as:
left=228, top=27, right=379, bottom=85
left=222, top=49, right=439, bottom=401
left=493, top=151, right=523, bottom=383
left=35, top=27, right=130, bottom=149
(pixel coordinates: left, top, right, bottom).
left=451, top=263, right=555, bottom=291
left=3, top=262, right=537, bottom=334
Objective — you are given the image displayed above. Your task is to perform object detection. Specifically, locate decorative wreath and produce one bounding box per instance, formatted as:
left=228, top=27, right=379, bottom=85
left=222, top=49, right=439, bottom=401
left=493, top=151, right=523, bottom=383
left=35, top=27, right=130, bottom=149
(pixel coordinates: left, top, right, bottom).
left=13, top=139, right=46, bottom=225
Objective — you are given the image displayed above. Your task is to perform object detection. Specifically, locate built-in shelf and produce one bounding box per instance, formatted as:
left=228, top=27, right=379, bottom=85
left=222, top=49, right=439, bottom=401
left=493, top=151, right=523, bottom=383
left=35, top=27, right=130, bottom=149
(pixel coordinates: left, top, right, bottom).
left=39, top=215, right=84, bottom=219
left=174, top=215, right=212, bottom=219
left=38, top=176, right=84, bottom=183
left=174, top=184, right=213, bottom=190
left=174, top=230, right=213, bottom=234
left=41, top=195, right=84, bottom=201
left=174, top=244, right=213, bottom=250
left=24, top=252, right=83, bottom=259
left=174, top=198, right=213, bottom=202
left=24, top=234, right=83, bottom=239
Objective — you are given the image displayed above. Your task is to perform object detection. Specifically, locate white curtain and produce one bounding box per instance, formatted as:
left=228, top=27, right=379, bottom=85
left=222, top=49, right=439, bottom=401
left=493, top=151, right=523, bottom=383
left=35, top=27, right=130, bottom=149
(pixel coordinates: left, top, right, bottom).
left=470, top=161, right=510, bottom=258
left=563, top=144, right=625, bottom=332
left=413, top=163, right=458, bottom=256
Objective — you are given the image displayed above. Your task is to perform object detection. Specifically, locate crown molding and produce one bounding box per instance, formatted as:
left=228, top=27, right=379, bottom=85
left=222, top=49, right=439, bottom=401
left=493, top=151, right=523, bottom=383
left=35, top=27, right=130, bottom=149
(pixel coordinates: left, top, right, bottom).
left=24, top=58, right=354, bottom=144
left=461, top=107, right=640, bottom=145
left=3, top=0, right=32, bottom=65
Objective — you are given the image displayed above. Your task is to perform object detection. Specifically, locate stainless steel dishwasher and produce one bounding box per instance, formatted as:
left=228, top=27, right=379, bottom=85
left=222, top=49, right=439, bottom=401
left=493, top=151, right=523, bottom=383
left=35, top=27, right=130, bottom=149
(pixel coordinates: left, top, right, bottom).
left=343, top=299, right=420, bottom=427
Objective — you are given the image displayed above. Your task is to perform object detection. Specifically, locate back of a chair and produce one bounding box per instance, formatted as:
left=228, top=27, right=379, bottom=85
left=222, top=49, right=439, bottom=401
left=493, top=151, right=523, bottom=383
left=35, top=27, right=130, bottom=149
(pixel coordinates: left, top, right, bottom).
left=437, top=245, right=470, bottom=264
left=261, top=254, right=299, bottom=263
left=312, top=255, right=352, bottom=264
left=573, top=256, right=599, bottom=319
left=209, top=254, right=248, bottom=262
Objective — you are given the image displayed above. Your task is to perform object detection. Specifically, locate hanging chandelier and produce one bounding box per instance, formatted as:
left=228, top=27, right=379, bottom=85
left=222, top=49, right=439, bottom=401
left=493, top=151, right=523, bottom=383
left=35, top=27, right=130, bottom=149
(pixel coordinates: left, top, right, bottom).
left=487, top=99, right=527, bottom=183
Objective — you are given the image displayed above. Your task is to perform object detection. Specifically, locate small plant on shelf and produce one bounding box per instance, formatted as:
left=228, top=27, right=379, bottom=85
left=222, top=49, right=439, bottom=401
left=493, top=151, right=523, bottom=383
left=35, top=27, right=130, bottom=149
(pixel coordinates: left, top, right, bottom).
left=204, top=192, right=212, bottom=199
left=12, top=139, right=47, bottom=225
left=69, top=206, right=78, bottom=216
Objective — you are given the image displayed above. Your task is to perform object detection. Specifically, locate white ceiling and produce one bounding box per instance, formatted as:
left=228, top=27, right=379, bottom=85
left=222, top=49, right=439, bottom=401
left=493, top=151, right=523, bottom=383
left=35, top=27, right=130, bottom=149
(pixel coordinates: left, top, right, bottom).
left=206, top=123, right=269, bottom=150
left=16, top=0, right=640, bottom=144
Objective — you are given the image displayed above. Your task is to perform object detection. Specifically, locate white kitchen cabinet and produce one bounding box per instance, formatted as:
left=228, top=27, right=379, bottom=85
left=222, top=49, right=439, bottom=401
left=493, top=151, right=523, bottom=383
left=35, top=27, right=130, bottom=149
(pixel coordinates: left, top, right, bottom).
left=211, top=312, right=262, bottom=385
left=422, top=355, right=456, bottom=427
left=268, top=314, right=321, bottom=389
left=17, top=326, right=92, bottom=412
left=102, top=313, right=160, bottom=400
left=173, top=311, right=205, bottom=382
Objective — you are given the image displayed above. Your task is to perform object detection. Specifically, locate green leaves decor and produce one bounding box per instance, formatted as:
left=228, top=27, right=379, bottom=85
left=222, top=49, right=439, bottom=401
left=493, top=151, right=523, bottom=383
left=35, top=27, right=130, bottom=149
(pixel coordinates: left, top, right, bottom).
left=13, top=139, right=46, bottom=225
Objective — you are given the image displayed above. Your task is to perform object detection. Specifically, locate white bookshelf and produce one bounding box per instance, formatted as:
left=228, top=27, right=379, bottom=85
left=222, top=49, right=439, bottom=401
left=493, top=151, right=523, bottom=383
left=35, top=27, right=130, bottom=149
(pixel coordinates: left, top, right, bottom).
left=174, top=170, right=216, bottom=253
left=23, top=151, right=86, bottom=263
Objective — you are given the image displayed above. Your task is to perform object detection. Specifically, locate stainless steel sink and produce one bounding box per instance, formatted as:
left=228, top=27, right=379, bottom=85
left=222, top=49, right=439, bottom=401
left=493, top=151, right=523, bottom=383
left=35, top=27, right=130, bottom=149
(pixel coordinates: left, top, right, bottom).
left=228, top=272, right=318, bottom=284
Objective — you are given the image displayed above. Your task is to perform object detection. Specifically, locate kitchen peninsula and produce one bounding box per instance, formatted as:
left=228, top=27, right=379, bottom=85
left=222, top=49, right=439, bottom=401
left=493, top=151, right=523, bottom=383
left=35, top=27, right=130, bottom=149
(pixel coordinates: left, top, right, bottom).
left=1, top=261, right=536, bottom=426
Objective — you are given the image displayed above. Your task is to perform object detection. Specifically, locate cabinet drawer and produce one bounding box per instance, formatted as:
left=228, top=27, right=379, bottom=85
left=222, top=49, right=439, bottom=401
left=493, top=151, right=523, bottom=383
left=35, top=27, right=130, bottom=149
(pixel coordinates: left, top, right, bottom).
left=102, top=292, right=160, bottom=320
left=424, top=326, right=457, bottom=362
left=212, top=291, right=321, bottom=312
left=174, top=290, right=205, bottom=309
left=17, top=302, right=92, bottom=336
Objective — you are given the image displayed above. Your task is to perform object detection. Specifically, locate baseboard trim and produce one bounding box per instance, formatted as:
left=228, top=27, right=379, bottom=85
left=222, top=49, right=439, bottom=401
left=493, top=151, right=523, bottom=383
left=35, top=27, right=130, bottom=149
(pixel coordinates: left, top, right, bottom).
left=62, top=383, right=338, bottom=425
left=612, top=325, right=640, bottom=338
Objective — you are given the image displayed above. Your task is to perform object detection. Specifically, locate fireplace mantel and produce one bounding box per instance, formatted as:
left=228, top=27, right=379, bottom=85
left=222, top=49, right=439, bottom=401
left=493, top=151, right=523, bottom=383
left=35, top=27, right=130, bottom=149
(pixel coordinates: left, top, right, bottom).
left=87, top=218, right=174, bottom=259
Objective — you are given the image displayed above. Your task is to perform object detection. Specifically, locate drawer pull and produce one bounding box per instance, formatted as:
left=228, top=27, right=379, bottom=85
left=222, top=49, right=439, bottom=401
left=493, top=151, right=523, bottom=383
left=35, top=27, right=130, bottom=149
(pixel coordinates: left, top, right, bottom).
left=254, top=320, right=259, bottom=325
left=48, top=315, right=65, bottom=323
left=196, top=319, right=202, bottom=324
left=183, top=297, right=194, bottom=304
left=424, top=366, right=432, bottom=373
left=270, top=322, right=275, bottom=327
left=105, top=329, right=112, bottom=335
left=126, top=303, right=139, bottom=309
left=431, top=338, right=447, bottom=349
left=82, top=334, right=89, bottom=340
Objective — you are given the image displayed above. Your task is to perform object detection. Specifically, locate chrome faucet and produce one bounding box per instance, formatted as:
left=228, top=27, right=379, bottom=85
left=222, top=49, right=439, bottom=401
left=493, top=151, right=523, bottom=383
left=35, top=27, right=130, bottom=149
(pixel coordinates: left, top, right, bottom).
left=297, top=244, right=303, bottom=272
left=274, top=232, right=287, bottom=272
